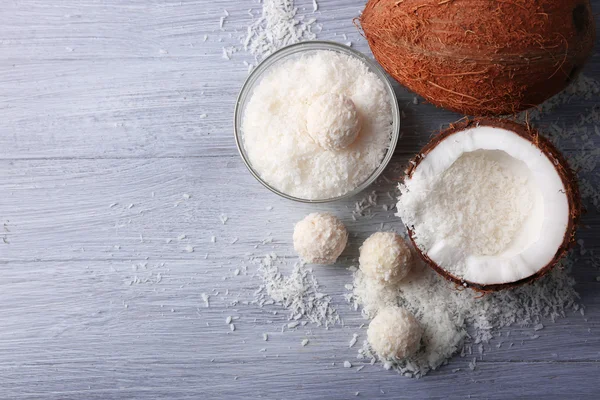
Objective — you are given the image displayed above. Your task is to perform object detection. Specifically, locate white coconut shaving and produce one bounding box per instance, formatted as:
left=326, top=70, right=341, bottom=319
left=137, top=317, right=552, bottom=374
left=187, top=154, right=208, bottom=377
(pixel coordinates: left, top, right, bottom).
left=241, top=0, right=319, bottom=61
left=395, top=124, right=576, bottom=287
left=253, top=253, right=339, bottom=327
left=242, top=50, right=394, bottom=200
left=400, top=150, right=533, bottom=259
left=347, top=256, right=580, bottom=377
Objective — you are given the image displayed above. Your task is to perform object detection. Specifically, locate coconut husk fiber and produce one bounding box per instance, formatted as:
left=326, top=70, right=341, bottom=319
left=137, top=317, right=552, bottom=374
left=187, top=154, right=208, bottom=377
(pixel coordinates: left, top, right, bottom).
left=360, top=0, right=595, bottom=116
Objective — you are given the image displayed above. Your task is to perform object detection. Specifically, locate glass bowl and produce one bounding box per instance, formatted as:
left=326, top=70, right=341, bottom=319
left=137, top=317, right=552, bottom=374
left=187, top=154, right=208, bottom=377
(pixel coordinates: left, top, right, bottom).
left=234, top=41, right=400, bottom=203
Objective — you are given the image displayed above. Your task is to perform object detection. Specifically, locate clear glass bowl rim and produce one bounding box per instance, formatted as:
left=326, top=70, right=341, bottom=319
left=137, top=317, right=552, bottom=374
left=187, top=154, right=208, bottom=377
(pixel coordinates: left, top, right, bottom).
left=233, top=40, right=401, bottom=203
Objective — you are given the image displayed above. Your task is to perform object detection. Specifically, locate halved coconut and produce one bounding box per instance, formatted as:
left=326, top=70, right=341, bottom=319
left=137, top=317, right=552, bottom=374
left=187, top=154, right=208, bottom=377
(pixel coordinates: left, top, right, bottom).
left=397, top=118, right=580, bottom=291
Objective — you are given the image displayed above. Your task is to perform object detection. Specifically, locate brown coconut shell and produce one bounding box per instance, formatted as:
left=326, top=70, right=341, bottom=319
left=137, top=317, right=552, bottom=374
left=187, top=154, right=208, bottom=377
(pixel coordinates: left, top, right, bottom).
left=404, top=118, right=581, bottom=292
left=360, top=0, right=595, bottom=116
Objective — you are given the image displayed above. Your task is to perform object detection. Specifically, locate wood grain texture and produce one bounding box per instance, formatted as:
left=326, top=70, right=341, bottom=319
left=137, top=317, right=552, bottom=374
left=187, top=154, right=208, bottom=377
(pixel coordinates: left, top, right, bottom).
left=1, top=1, right=599, bottom=399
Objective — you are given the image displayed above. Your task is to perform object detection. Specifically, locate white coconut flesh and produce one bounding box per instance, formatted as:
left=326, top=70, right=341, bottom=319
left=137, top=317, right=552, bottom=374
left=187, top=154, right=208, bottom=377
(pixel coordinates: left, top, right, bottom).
left=397, top=126, right=570, bottom=286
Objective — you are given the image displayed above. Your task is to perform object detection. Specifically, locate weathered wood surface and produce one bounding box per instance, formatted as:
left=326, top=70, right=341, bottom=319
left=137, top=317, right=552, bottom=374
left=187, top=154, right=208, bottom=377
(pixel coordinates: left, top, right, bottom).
left=0, top=1, right=599, bottom=399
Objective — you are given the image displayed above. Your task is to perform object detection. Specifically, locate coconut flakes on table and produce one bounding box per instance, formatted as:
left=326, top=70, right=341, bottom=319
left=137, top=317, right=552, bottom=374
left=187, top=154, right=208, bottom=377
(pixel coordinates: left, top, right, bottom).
left=518, top=74, right=600, bottom=210
left=252, top=253, right=340, bottom=328
left=348, top=255, right=581, bottom=377
left=222, top=47, right=230, bottom=60
left=351, top=191, right=379, bottom=221
left=240, top=0, right=320, bottom=61
left=518, top=75, right=600, bottom=122
left=201, top=293, right=210, bottom=308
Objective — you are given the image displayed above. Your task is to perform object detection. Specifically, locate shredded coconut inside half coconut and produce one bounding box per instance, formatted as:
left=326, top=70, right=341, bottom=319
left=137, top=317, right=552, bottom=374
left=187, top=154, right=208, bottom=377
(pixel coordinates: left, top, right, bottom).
left=397, top=127, right=569, bottom=285
left=406, top=150, right=534, bottom=257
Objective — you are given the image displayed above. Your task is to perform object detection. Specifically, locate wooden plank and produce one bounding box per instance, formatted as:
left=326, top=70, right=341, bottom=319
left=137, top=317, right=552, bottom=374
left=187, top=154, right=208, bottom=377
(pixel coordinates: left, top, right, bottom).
left=0, top=259, right=598, bottom=399
left=1, top=0, right=600, bottom=398
left=0, top=1, right=599, bottom=159
left=1, top=360, right=600, bottom=399
left=1, top=156, right=597, bottom=260
left=0, top=156, right=404, bottom=261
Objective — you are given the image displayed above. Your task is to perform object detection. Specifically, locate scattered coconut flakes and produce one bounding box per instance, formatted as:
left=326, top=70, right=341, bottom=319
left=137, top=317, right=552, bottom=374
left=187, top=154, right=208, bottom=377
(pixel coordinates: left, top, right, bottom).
left=263, top=333, right=269, bottom=341
left=519, top=74, right=600, bottom=210
left=184, top=245, right=194, bottom=253
left=201, top=293, right=210, bottom=308
left=312, top=0, right=318, bottom=12
left=253, top=253, right=339, bottom=328
left=230, top=323, right=235, bottom=332
left=349, top=333, right=358, bottom=348
left=352, top=191, right=378, bottom=221
left=177, top=234, right=186, bottom=241
left=226, top=316, right=232, bottom=324
left=398, top=151, right=533, bottom=264
left=348, top=253, right=581, bottom=377
left=222, top=47, right=230, bottom=60
left=518, top=74, right=600, bottom=122
left=343, top=361, right=352, bottom=368
left=468, top=358, right=477, bottom=371
left=220, top=214, right=229, bottom=224
left=358, top=76, right=600, bottom=377
left=301, top=339, right=309, bottom=347
left=239, top=0, right=320, bottom=62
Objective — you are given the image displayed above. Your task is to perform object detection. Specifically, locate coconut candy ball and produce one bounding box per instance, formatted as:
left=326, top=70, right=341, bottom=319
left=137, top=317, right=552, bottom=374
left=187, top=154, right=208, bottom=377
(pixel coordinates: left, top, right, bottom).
left=293, top=213, right=348, bottom=264
left=359, top=232, right=413, bottom=284
left=367, top=307, right=422, bottom=360
left=306, top=93, right=361, bottom=151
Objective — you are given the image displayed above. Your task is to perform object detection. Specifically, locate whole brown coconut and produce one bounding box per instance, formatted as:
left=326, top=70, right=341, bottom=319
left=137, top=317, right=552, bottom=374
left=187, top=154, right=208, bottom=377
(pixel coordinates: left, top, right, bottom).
left=360, top=0, right=596, bottom=116
left=403, top=118, right=581, bottom=292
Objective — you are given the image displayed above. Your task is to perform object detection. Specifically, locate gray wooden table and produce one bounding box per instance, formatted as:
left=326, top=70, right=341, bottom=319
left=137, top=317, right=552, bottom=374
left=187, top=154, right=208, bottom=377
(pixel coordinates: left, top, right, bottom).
left=1, top=1, right=599, bottom=399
